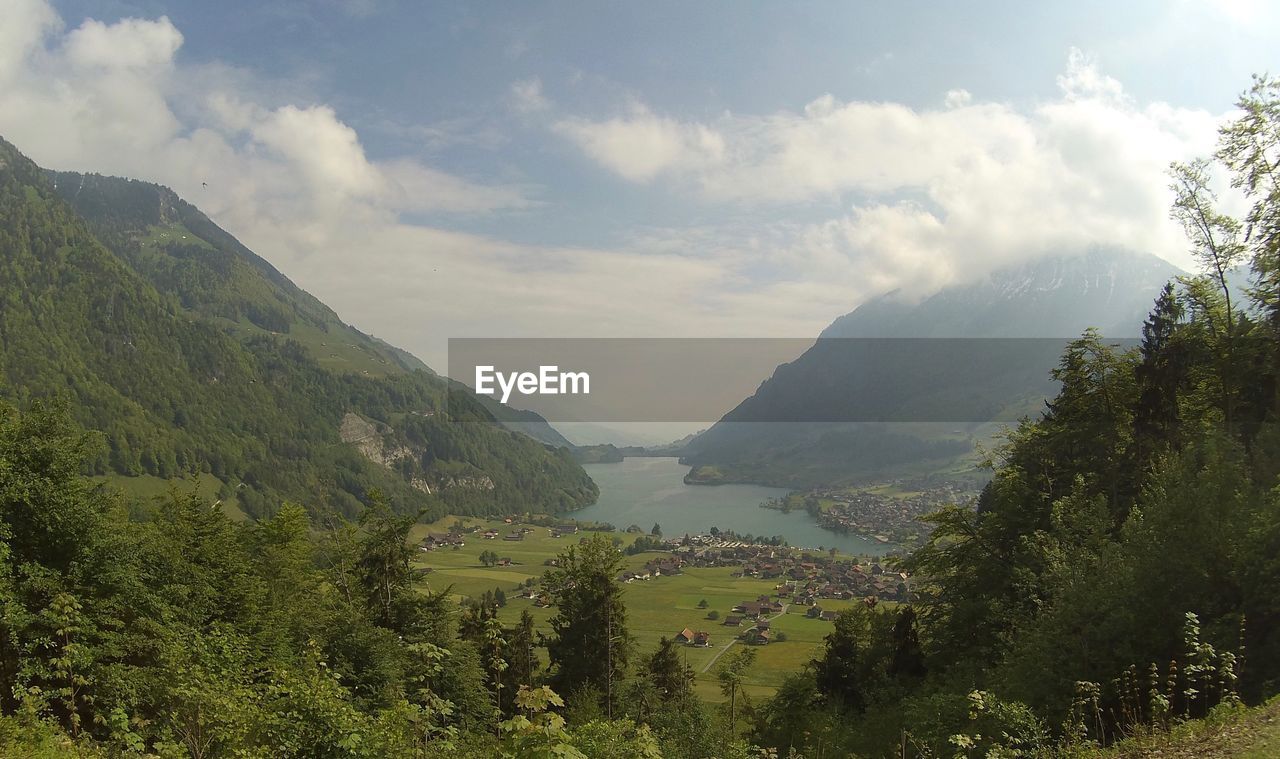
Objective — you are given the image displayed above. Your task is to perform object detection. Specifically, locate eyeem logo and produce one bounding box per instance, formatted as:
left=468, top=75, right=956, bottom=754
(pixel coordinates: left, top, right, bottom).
left=474, top=365, right=591, bottom=404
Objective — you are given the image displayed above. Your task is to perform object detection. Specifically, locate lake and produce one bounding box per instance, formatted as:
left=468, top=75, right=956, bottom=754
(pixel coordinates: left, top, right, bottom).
left=576, top=457, right=890, bottom=556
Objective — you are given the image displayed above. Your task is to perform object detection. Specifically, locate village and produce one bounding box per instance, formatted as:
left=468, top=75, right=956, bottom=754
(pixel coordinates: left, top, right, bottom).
left=408, top=514, right=922, bottom=700
left=417, top=520, right=911, bottom=654
left=763, top=481, right=978, bottom=547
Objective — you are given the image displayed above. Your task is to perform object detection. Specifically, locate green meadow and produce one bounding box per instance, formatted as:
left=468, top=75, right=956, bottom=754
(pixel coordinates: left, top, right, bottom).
left=409, top=517, right=872, bottom=702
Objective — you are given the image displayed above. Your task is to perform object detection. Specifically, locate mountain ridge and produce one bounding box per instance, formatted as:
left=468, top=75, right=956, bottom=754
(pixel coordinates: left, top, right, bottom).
left=680, top=248, right=1186, bottom=487
left=0, top=136, right=596, bottom=519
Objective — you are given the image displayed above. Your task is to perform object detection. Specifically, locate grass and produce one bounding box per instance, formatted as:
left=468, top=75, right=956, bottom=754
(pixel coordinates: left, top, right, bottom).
left=94, top=473, right=247, bottom=520
left=409, top=516, right=866, bottom=702
left=1089, top=697, right=1280, bottom=758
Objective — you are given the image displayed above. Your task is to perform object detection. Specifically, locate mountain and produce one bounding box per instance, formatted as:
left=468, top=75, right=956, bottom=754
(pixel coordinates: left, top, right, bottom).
left=820, top=248, right=1182, bottom=339
left=680, top=249, right=1185, bottom=487
left=0, top=137, right=596, bottom=519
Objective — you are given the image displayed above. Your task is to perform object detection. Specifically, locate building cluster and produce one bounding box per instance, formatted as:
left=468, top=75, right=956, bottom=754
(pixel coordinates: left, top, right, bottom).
left=807, top=484, right=975, bottom=545
left=617, top=555, right=684, bottom=584
left=418, top=531, right=466, bottom=551
left=657, top=539, right=912, bottom=604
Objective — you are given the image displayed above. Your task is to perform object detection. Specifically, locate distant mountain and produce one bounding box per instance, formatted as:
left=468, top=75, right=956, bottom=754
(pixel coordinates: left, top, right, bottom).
left=0, top=137, right=596, bottom=519
left=822, top=248, right=1181, bottom=339
left=680, top=249, right=1185, bottom=487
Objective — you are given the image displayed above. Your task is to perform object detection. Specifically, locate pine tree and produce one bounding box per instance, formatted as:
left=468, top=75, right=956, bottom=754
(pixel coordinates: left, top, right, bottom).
left=545, top=534, right=631, bottom=717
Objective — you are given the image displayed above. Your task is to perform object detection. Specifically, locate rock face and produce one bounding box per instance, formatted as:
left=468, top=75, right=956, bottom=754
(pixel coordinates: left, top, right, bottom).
left=340, top=413, right=495, bottom=494
left=339, top=412, right=413, bottom=467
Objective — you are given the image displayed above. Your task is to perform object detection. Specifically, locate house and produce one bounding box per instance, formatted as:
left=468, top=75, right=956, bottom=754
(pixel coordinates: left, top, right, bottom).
left=483, top=529, right=499, bottom=540
left=419, top=532, right=466, bottom=551
left=745, top=628, right=772, bottom=645
left=675, top=628, right=696, bottom=644
left=497, top=557, right=512, bottom=567
left=692, top=631, right=711, bottom=647
left=806, top=606, right=823, bottom=619
left=820, top=610, right=838, bottom=622
left=503, top=531, right=523, bottom=541
left=755, top=619, right=771, bottom=631
left=723, top=615, right=743, bottom=627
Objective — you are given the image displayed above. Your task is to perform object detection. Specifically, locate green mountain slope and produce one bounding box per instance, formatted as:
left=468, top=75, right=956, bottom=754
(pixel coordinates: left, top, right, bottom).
left=0, top=137, right=596, bottom=519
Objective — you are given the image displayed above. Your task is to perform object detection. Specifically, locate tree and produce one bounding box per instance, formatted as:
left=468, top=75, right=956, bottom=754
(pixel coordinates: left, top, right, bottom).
left=544, top=534, right=631, bottom=718
left=813, top=609, right=866, bottom=711
left=717, top=647, right=756, bottom=740
left=647, top=637, right=693, bottom=700
left=888, top=606, right=927, bottom=681
left=1133, top=283, right=1188, bottom=473
left=501, top=610, right=540, bottom=715
left=356, top=491, right=419, bottom=631
left=1217, top=75, right=1280, bottom=330
left=651, top=523, right=662, bottom=537
left=708, top=610, right=720, bottom=621
left=1170, top=159, right=1250, bottom=436
left=697, top=599, right=709, bottom=609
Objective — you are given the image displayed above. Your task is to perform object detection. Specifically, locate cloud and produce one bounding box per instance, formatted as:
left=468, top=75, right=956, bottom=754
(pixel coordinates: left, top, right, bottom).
left=553, top=102, right=725, bottom=182
left=0, top=1, right=1238, bottom=375
left=64, top=16, right=183, bottom=69
left=944, top=88, right=972, bottom=108
left=509, top=77, right=550, bottom=113
left=0, top=0, right=59, bottom=82
left=550, top=48, right=1224, bottom=284
left=0, top=2, right=532, bottom=224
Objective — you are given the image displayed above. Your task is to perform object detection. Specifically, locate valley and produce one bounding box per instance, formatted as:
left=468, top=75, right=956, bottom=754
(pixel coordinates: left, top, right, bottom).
left=407, top=513, right=904, bottom=703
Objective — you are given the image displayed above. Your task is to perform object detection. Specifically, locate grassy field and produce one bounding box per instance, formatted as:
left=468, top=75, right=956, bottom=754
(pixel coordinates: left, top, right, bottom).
left=93, top=473, right=247, bottom=520
left=409, top=516, right=867, bottom=702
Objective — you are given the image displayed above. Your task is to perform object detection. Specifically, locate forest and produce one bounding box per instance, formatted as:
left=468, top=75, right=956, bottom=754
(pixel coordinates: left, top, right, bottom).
left=1, top=77, right=1279, bottom=757
left=0, top=138, right=597, bottom=523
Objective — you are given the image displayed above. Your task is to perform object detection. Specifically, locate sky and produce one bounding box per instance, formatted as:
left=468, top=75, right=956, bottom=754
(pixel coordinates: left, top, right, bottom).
left=2, top=0, right=1277, bottom=371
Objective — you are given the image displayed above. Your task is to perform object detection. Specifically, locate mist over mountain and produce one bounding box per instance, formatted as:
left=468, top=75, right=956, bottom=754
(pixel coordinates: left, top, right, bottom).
left=680, top=248, right=1185, bottom=487
left=823, top=247, right=1182, bottom=338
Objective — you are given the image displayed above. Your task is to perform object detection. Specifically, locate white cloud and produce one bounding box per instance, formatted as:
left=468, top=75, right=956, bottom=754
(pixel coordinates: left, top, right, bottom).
left=0, top=0, right=59, bottom=82
left=944, top=88, right=972, bottom=108
left=551, top=48, right=1224, bottom=284
left=0, top=1, right=1239, bottom=373
left=0, top=2, right=531, bottom=223
left=509, top=77, right=550, bottom=113
left=553, top=102, right=726, bottom=182
left=64, top=16, right=183, bottom=70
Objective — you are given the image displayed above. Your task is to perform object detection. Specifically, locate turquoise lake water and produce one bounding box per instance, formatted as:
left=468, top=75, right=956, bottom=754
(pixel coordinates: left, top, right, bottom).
left=575, top=457, right=889, bottom=556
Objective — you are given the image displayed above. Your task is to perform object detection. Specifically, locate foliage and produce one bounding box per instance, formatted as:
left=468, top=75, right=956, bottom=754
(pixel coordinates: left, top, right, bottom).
left=544, top=535, right=631, bottom=717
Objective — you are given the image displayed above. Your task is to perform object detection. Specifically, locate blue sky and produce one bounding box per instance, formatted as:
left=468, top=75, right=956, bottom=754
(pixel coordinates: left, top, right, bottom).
left=2, top=0, right=1277, bottom=370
